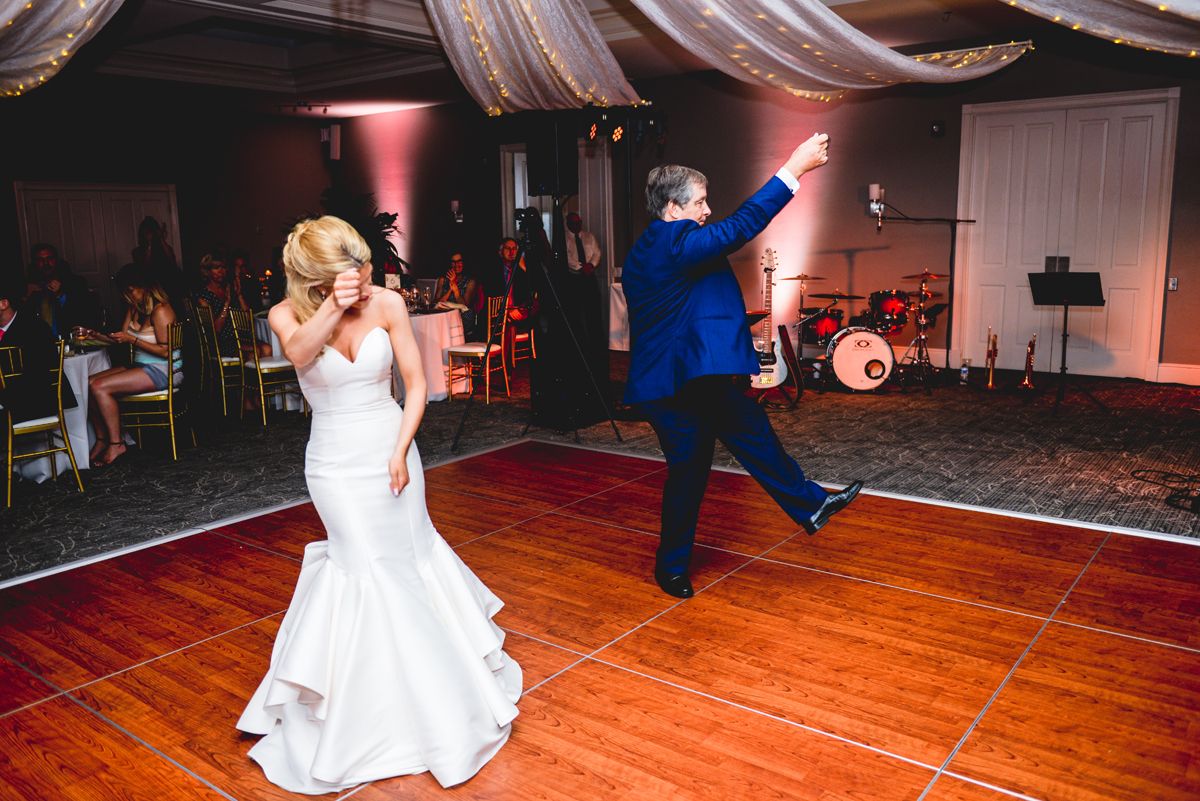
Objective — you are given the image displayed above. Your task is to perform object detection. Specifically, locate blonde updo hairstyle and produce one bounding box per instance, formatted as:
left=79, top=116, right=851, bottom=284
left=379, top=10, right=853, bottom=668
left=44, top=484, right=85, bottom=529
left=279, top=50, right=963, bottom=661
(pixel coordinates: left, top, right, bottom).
left=283, top=216, right=372, bottom=324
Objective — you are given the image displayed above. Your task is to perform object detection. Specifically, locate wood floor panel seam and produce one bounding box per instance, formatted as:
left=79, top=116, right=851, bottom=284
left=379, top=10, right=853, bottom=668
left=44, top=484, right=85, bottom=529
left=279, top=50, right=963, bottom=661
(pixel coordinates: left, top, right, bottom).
left=1047, top=618, right=1200, bottom=655
left=940, top=770, right=1046, bottom=801
left=583, top=653, right=942, bottom=775
left=63, top=610, right=286, bottom=697
left=914, top=532, right=1113, bottom=801
left=754, top=554, right=1054, bottom=622
left=55, top=690, right=243, bottom=801
left=208, top=528, right=305, bottom=564
left=421, top=482, right=551, bottom=513
left=448, top=509, right=558, bottom=550
left=0, top=651, right=63, bottom=721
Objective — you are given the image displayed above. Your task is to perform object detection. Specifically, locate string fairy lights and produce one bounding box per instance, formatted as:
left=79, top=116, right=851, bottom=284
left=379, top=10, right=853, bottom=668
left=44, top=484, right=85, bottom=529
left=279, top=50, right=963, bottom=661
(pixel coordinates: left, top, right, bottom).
left=1, top=0, right=122, bottom=97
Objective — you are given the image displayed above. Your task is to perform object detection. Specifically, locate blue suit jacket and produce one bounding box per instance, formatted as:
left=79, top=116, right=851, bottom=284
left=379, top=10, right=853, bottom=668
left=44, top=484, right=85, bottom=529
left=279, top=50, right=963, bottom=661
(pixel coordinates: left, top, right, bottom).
left=623, top=176, right=794, bottom=404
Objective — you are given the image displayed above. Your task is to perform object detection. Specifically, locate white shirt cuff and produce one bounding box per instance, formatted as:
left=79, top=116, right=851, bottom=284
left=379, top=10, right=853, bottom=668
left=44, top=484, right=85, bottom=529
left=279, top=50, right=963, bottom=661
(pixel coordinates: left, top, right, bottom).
left=774, top=167, right=800, bottom=195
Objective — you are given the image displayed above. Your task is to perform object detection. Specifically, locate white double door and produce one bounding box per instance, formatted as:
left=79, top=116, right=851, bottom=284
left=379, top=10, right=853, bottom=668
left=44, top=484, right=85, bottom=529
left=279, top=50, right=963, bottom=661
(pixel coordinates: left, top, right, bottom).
left=15, top=183, right=181, bottom=319
left=959, top=91, right=1176, bottom=378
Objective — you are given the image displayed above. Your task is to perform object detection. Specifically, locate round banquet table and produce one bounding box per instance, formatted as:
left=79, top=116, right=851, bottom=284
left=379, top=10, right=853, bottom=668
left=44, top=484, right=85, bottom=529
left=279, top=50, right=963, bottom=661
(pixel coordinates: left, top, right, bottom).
left=253, top=315, right=302, bottom=411
left=395, top=308, right=468, bottom=403
left=10, top=349, right=111, bottom=483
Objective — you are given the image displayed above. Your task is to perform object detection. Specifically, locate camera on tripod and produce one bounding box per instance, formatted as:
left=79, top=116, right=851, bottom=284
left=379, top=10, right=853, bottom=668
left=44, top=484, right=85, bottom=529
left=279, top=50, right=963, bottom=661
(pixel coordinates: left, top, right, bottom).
left=514, top=206, right=543, bottom=233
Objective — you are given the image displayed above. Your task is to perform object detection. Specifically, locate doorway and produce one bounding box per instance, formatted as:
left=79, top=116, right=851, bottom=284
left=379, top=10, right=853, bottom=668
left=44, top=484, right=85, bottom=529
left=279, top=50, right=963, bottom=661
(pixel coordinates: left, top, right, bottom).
left=954, top=89, right=1178, bottom=380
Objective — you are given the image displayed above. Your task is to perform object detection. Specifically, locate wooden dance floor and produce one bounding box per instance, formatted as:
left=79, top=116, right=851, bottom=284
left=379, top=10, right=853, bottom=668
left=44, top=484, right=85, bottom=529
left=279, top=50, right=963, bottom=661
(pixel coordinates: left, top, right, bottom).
left=2, top=441, right=1198, bottom=800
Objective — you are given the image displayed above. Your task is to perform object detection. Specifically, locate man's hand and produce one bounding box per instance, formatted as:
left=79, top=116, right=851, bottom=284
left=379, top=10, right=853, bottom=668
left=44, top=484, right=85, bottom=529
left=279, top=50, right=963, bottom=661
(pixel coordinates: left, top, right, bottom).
left=46, top=278, right=63, bottom=296
left=783, top=133, right=830, bottom=180
left=581, top=263, right=595, bottom=276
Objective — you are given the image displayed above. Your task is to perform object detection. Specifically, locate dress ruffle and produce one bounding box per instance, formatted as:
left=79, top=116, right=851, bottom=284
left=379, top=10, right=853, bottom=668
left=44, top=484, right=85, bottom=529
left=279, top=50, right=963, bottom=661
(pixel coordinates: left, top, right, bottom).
left=237, top=536, right=521, bottom=794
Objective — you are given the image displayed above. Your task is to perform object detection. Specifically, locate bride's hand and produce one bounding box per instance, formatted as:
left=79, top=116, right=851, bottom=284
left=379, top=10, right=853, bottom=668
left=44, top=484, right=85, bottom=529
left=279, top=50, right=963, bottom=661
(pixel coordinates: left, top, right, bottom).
left=388, top=450, right=410, bottom=497
left=330, top=269, right=363, bottom=311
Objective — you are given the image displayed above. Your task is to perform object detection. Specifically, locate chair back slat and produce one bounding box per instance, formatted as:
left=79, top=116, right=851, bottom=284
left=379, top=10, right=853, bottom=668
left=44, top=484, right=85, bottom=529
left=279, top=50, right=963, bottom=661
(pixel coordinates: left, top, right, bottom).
left=0, top=346, right=22, bottom=380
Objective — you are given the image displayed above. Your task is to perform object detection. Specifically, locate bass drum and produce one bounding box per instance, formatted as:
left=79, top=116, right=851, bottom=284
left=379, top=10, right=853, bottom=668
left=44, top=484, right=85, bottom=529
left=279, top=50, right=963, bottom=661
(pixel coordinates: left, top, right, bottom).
left=827, top=327, right=894, bottom=391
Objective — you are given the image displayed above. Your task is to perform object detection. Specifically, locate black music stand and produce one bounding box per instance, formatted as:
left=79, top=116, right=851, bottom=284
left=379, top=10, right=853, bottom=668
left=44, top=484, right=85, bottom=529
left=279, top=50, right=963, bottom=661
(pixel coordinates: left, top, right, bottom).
left=1027, top=272, right=1107, bottom=417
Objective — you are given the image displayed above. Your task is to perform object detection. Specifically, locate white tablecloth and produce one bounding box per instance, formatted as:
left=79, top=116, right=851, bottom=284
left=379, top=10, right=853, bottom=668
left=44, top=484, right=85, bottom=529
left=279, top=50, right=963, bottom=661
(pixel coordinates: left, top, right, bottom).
left=12, top=349, right=111, bottom=483
left=394, top=309, right=468, bottom=403
left=253, top=316, right=302, bottom=411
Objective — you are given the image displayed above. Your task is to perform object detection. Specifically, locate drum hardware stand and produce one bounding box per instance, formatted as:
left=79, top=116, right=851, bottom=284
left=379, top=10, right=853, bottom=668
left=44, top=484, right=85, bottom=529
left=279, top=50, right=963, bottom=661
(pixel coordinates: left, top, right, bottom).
left=1024, top=272, right=1108, bottom=418
left=873, top=203, right=975, bottom=378
left=893, top=279, right=939, bottom=395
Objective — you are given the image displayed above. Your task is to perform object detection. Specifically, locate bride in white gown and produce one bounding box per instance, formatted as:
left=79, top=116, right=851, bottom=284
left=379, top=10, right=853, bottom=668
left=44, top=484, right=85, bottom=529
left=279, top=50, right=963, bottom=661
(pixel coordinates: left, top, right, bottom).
left=236, top=216, right=521, bottom=794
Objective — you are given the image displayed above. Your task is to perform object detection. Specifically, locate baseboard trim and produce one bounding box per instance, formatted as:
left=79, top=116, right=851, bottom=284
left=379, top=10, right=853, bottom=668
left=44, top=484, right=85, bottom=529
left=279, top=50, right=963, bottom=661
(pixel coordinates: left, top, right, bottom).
left=1155, top=363, right=1200, bottom=386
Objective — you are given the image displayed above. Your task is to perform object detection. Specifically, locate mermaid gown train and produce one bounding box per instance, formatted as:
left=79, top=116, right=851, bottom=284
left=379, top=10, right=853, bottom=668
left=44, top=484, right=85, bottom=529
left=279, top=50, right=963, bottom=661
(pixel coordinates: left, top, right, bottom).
left=236, top=326, right=521, bottom=794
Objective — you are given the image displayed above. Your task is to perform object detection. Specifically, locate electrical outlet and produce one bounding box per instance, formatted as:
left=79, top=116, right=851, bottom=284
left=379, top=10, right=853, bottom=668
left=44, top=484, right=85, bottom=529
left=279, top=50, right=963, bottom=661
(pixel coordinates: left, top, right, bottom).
left=1168, top=277, right=1178, bottom=291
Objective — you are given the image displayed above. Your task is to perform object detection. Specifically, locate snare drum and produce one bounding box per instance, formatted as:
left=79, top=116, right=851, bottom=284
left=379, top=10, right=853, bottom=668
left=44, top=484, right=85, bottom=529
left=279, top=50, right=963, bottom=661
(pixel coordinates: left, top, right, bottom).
left=867, top=289, right=909, bottom=334
left=799, top=307, right=844, bottom=345
left=826, top=327, right=895, bottom=390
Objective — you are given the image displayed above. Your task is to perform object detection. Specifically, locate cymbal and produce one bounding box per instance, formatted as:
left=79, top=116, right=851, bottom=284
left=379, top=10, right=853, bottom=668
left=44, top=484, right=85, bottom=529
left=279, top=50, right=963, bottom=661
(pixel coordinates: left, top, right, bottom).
left=779, top=274, right=826, bottom=281
left=912, top=290, right=944, bottom=298
left=902, top=272, right=951, bottom=281
left=809, top=292, right=865, bottom=300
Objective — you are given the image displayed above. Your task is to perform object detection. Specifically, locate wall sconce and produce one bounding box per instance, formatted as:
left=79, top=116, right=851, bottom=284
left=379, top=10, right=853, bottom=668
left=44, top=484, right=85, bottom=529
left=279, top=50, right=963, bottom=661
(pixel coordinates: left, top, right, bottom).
left=450, top=200, right=463, bottom=224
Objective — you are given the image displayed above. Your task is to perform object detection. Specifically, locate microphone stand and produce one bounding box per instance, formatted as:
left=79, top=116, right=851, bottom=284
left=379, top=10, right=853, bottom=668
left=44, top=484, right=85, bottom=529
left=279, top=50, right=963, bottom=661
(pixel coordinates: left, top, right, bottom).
left=875, top=205, right=975, bottom=382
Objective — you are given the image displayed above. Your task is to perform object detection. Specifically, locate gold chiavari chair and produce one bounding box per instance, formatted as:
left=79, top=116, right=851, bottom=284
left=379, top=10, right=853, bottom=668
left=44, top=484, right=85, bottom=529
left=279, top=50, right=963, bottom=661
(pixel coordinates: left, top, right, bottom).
left=228, top=309, right=303, bottom=425
left=196, top=305, right=243, bottom=416
left=2, top=341, right=83, bottom=507
left=446, top=296, right=509, bottom=403
left=117, top=323, right=195, bottom=460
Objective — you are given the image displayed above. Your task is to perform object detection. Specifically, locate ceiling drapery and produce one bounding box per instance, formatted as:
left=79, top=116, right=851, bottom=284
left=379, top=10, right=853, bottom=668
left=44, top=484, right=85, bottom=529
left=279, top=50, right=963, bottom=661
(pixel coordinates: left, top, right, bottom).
left=626, top=0, right=1032, bottom=101
left=1000, top=0, right=1199, bottom=56
left=425, top=0, right=642, bottom=115
left=1, top=0, right=125, bottom=97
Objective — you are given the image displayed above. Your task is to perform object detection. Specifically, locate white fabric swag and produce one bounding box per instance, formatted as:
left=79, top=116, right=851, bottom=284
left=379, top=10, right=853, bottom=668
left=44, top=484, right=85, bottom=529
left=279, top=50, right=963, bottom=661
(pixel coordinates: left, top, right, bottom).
left=425, top=0, right=642, bottom=115
left=1, top=0, right=125, bottom=97
left=627, top=0, right=1032, bottom=101
left=1006, top=0, right=1200, bottom=56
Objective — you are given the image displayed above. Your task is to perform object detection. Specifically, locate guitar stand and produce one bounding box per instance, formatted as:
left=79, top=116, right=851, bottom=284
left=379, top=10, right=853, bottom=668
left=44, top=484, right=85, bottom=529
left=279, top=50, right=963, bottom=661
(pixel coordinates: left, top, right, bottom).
left=756, top=324, right=804, bottom=411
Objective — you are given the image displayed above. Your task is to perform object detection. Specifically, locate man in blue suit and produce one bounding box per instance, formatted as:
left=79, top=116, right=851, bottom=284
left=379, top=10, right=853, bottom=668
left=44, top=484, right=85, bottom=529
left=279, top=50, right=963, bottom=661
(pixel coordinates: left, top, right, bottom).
left=624, top=133, right=863, bottom=598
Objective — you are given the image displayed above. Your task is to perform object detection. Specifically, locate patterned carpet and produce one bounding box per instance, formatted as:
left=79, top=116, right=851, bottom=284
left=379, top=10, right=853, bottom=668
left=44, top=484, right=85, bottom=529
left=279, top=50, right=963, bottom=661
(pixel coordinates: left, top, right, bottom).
left=2, top=355, right=1197, bottom=582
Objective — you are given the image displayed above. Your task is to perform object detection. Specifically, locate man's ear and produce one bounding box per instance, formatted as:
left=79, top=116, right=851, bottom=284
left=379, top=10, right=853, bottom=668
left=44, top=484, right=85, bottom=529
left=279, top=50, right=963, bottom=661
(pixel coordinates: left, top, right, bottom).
left=663, top=201, right=679, bottom=221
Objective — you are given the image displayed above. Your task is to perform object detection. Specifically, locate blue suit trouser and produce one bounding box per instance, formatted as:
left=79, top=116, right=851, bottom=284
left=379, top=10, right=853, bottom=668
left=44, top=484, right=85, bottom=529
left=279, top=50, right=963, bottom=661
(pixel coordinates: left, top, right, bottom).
left=638, top=376, right=829, bottom=576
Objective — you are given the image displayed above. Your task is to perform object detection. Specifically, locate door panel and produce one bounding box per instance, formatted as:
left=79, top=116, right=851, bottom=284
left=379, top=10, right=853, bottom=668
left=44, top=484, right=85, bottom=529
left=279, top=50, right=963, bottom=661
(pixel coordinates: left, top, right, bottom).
left=964, top=111, right=1065, bottom=371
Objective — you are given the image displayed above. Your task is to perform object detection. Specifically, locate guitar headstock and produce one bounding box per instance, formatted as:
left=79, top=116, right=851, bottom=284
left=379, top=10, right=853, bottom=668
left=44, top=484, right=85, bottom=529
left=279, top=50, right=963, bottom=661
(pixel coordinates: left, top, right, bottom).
left=761, top=247, right=776, bottom=273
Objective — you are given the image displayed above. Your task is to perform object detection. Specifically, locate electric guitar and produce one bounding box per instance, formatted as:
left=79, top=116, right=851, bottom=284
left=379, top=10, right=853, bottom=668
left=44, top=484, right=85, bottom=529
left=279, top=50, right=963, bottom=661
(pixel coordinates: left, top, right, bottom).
left=749, top=248, right=788, bottom=390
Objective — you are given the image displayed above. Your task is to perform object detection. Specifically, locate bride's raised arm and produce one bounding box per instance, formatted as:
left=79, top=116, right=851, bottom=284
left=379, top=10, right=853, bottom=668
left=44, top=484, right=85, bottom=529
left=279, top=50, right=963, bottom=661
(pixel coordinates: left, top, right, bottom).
left=382, top=290, right=426, bottom=495
left=270, top=269, right=363, bottom=367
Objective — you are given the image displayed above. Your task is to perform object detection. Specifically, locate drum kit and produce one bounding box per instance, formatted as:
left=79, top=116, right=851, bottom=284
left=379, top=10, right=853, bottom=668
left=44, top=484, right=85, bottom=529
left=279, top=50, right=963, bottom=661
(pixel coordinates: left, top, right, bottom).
left=784, top=270, right=950, bottom=392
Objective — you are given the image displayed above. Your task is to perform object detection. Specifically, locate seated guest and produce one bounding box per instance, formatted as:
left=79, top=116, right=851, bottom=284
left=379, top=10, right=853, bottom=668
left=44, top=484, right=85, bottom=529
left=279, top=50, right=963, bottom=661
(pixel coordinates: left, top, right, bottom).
left=195, top=253, right=271, bottom=358
left=230, top=249, right=264, bottom=312
left=0, top=272, right=77, bottom=423
left=131, top=217, right=186, bottom=312
left=23, top=243, right=99, bottom=337
left=74, top=266, right=180, bottom=467
left=435, top=251, right=479, bottom=337
left=266, top=246, right=287, bottom=307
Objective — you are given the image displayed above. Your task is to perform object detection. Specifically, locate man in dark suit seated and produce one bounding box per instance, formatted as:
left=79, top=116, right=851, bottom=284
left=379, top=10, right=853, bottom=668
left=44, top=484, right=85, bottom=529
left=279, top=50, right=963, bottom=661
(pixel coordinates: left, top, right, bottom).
left=22, top=243, right=100, bottom=337
left=624, top=133, right=864, bottom=599
left=1, top=273, right=75, bottom=424
left=483, top=237, right=535, bottom=348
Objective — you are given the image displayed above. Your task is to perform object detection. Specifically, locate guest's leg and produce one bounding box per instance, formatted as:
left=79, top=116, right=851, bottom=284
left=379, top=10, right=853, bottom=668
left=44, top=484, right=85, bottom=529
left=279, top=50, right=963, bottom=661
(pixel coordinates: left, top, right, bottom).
left=713, top=380, right=828, bottom=523
left=87, top=366, right=125, bottom=460
left=639, top=385, right=718, bottom=575
left=90, top=367, right=156, bottom=463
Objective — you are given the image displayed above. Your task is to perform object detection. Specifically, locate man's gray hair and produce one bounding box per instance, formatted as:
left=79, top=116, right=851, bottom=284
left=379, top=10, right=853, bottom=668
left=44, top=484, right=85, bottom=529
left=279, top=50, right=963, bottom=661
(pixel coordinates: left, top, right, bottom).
left=646, top=165, right=708, bottom=220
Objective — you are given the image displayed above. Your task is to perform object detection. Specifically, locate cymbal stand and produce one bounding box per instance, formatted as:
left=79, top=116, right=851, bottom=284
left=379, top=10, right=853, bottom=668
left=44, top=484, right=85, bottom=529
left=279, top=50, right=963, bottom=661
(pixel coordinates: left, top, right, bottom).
left=894, top=280, right=937, bottom=394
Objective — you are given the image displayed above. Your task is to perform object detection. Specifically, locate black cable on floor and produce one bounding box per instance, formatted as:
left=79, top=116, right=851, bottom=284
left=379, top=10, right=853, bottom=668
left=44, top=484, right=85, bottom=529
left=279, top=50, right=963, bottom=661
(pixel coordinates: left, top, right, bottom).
left=1131, top=469, right=1200, bottom=514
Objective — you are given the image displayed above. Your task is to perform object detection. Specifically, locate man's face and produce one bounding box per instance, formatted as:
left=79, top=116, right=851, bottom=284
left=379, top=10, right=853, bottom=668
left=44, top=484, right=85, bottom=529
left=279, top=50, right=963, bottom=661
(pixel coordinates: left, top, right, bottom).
left=33, top=249, right=58, bottom=278
left=499, top=241, right=519, bottom=265
left=667, top=182, right=710, bottom=225
left=566, top=214, right=582, bottom=234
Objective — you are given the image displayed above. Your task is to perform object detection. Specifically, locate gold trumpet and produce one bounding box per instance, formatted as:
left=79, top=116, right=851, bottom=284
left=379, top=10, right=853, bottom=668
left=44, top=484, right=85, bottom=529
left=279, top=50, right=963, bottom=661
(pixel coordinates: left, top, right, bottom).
left=1018, top=334, right=1037, bottom=390
left=985, top=327, right=998, bottom=391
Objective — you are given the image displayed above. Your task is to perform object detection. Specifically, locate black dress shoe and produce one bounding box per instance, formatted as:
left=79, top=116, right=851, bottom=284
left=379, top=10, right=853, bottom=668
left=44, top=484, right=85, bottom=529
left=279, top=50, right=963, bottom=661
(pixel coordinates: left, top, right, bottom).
left=654, top=569, right=694, bottom=599
left=801, top=480, right=864, bottom=535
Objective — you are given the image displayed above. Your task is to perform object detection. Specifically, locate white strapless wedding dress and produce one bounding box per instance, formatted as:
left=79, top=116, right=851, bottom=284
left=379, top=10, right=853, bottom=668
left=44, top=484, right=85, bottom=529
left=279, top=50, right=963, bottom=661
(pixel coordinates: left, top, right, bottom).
left=236, top=326, right=521, bottom=794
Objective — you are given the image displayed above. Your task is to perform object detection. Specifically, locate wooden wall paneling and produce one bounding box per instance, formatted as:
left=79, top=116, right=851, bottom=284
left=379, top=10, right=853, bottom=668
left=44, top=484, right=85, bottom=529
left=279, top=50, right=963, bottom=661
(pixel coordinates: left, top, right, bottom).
left=1056, top=533, right=1200, bottom=649
left=768, top=495, right=1106, bottom=616
left=597, top=559, right=1045, bottom=766
left=949, top=622, right=1200, bottom=801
